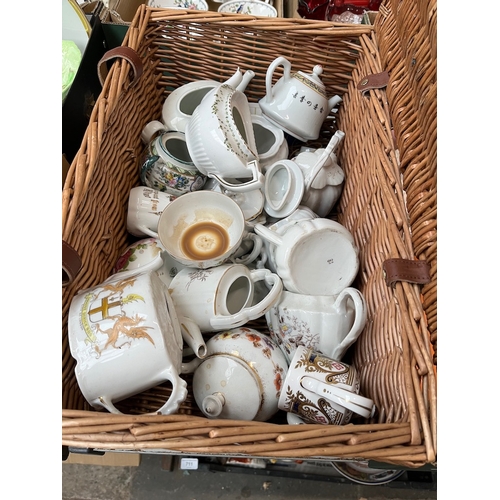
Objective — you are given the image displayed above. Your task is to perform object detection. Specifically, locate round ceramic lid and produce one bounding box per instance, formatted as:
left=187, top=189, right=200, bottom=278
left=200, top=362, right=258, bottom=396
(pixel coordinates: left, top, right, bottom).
left=192, top=356, right=261, bottom=420
left=264, top=160, right=305, bottom=219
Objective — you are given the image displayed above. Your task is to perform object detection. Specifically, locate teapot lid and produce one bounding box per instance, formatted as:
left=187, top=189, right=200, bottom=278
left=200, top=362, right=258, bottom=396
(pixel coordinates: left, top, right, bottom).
left=295, top=65, right=327, bottom=98
left=193, top=355, right=261, bottom=420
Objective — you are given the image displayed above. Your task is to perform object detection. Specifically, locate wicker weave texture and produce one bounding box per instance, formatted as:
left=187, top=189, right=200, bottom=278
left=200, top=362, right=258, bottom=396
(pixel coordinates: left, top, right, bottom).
left=62, top=1, right=437, bottom=467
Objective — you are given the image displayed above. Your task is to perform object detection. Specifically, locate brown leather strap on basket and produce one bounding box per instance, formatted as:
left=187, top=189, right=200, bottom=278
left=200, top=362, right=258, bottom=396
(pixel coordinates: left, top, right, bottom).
left=357, top=71, right=390, bottom=94
left=62, top=240, right=82, bottom=288
left=383, top=258, right=431, bottom=287
left=97, top=47, right=143, bottom=87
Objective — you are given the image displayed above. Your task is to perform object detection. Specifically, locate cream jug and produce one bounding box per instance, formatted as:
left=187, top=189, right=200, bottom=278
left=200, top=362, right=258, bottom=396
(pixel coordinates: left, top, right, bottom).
left=259, top=56, right=342, bottom=142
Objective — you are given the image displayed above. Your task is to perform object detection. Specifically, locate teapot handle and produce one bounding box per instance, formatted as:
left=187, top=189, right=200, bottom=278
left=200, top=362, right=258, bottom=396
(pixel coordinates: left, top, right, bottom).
left=301, top=376, right=375, bottom=418
left=304, top=130, right=345, bottom=191
left=253, top=223, right=284, bottom=247
left=265, top=56, right=291, bottom=104
left=212, top=160, right=265, bottom=193
left=329, top=287, right=367, bottom=361
left=96, top=374, right=188, bottom=415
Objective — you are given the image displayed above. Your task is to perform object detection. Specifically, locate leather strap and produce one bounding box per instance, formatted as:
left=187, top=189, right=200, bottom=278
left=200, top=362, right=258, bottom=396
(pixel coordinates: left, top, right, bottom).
left=357, top=71, right=390, bottom=94
left=383, top=258, right=431, bottom=287
left=97, top=47, right=143, bottom=87
left=63, top=240, right=82, bottom=288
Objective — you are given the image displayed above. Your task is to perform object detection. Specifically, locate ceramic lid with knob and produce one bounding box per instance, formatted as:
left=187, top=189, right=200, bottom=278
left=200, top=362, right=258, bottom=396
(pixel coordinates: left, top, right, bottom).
left=193, top=355, right=262, bottom=421
left=293, top=64, right=329, bottom=98
left=188, top=327, right=289, bottom=422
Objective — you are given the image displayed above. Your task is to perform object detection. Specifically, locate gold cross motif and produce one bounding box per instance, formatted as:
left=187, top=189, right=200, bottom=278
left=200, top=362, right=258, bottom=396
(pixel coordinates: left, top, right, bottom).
left=89, top=297, right=121, bottom=320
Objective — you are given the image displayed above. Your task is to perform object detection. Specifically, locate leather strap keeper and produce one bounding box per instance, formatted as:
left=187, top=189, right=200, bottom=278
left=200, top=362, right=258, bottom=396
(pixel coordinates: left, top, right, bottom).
left=98, top=47, right=143, bottom=87
left=357, top=71, right=390, bottom=94
left=62, top=240, right=82, bottom=288
left=383, top=258, right=431, bottom=287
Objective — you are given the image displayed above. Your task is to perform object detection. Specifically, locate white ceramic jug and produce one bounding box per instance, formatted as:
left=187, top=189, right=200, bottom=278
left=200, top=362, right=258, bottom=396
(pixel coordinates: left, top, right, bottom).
left=265, top=287, right=367, bottom=363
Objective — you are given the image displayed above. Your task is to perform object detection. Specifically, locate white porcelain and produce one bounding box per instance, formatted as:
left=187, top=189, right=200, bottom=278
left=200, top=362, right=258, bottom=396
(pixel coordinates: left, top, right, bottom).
left=278, top=346, right=376, bottom=425
left=251, top=114, right=289, bottom=171
left=140, top=131, right=207, bottom=196
left=202, top=177, right=265, bottom=223
left=156, top=190, right=253, bottom=269
left=147, top=0, right=208, bottom=10
left=259, top=206, right=317, bottom=273
left=183, top=327, right=288, bottom=421
left=254, top=218, right=358, bottom=295
left=265, top=287, right=367, bottom=363
left=168, top=263, right=282, bottom=332
left=292, top=130, right=346, bottom=217
left=263, top=159, right=305, bottom=218
left=185, top=82, right=265, bottom=193
left=218, top=0, right=277, bottom=17
left=112, top=237, right=188, bottom=288
left=68, top=270, right=206, bottom=415
left=141, top=68, right=255, bottom=139
left=126, top=186, right=176, bottom=238
left=259, top=56, right=342, bottom=142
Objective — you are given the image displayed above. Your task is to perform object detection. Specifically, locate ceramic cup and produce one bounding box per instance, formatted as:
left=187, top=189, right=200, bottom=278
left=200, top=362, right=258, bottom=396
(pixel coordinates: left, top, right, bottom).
left=265, top=287, right=367, bottom=363
left=278, top=346, right=376, bottom=425
left=157, top=190, right=254, bottom=269
left=126, top=186, right=176, bottom=238
left=168, top=263, right=282, bottom=332
left=67, top=270, right=206, bottom=415
left=140, top=131, right=207, bottom=196
left=254, top=218, right=359, bottom=295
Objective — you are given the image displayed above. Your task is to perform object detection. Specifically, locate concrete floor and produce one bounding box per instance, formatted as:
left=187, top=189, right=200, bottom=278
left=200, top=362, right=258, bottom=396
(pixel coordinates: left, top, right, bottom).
left=62, top=452, right=437, bottom=500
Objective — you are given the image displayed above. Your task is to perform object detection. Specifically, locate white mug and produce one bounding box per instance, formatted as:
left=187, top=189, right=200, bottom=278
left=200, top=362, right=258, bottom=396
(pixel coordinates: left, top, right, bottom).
left=168, top=263, right=283, bottom=332
left=265, top=287, right=367, bottom=363
left=127, top=186, right=176, bottom=238
left=278, top=346, right=376, bottom=425
left=67, top=270, right=206, bottom=415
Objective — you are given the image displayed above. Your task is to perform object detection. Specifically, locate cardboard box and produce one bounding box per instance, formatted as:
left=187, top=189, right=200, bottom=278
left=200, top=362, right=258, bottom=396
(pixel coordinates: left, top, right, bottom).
left=88, top=0, right=286, bottom=24
left=64, top=450, right=141, bottom=466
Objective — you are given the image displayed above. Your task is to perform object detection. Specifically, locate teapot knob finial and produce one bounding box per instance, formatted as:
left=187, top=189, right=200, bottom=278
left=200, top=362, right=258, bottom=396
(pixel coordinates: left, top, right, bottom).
left=313, top=65, right=323, bottom=77
left=202, top=392, right=225, bottom=417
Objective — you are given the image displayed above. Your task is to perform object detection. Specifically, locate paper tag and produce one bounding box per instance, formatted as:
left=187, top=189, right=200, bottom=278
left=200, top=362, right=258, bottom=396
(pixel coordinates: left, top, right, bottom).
left=180, top=457, right=199, bottom=470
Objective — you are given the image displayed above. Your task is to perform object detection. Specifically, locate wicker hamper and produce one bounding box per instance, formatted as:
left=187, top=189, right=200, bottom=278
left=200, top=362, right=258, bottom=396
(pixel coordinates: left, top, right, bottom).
left=62, top=0, right=437, bottom=468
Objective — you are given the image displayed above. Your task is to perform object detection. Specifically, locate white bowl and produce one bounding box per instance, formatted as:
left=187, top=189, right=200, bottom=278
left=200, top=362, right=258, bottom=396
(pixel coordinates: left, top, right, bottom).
left=148, top=0, right=209, bottom=10
left=218, top=0, right=277, bottom=17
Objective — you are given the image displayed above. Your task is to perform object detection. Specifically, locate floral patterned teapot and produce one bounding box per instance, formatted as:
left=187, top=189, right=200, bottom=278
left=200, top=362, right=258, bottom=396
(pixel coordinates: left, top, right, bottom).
left=259, top=56, right=342, bottom=142
left=182, top=327, right=289, bottom=421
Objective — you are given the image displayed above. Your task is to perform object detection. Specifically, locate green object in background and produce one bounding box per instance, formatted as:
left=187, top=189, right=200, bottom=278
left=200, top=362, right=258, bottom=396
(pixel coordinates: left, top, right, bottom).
left=62, top=40, right=82, bottom=103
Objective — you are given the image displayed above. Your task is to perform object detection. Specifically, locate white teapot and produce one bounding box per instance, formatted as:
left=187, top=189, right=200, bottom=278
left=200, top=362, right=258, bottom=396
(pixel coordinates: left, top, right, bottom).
left=259, top=56, right=342, bottom=142
left=182, top=327, right=289, bottom=421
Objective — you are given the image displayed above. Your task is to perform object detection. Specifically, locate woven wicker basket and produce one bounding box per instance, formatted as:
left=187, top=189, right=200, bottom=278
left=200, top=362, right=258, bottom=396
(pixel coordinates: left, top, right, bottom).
left=62, top=0, right=437, bottom=468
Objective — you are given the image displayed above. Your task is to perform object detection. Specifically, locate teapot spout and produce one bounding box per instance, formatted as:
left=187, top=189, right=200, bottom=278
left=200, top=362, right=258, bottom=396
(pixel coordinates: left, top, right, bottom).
left=224, top=67, right=243, bottom=89
left=328, top=95, right=343, bottom=111
left=180, top=315, right=207, bottom=359
left=235, top=70, right=255, bottom=92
